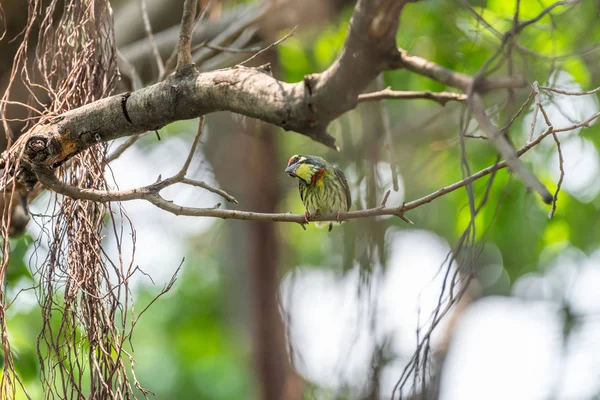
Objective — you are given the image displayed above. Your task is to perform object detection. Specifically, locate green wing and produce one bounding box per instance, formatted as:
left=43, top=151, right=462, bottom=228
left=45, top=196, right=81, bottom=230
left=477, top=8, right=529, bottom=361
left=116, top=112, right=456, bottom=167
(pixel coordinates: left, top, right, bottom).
left=333, top=165, right=352, bottom=211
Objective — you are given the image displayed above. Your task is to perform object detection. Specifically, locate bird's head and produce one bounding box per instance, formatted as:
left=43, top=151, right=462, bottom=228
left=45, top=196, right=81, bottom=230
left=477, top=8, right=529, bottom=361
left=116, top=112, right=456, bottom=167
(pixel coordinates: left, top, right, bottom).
left=285, top=155, right=327, bottom=185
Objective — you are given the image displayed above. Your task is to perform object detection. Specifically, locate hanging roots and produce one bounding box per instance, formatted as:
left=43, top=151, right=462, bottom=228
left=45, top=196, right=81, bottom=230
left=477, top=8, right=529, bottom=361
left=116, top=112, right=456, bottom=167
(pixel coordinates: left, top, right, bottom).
left=0, top=1, right=154, bottom=398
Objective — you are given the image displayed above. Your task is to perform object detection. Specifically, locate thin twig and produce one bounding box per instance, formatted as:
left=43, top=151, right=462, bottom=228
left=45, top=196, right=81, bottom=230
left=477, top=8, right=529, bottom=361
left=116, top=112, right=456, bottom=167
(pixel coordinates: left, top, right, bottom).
left=116, top=50, right=144, bottom=91
left=140, top=0, right=165, bottom=79
left=197, top=27, right=259, bottom=72
left=181, top=177, right=238, bottom=203
left=105, top=135, right=143, bottom=164
left=191, top=3, right=270, bottom=66
left=376, top=76, right=400, bottom=192
left=538, top=99, right=553, bottom=129
left=540, top=85, right=600, bottom=96
left=177, top=0, right=199, bottom=68
left=549, top=132, right=564, bottom=219
left=529, top=84, right=541, bottom=141
left=238, top=25, right=298, bottom=66
left=502, top=89, right=534, bottom=133
left=358, top=87, right=467, bottom=105
left=192, top=41, right=261, bottom=54
left=463, top=134, right=488, bottom=140
left=177, top=116, right=204, bottom=178
left=532, top=81, right=554, bottom=128
left=380, top=189, right=391, bottom=207
left=470, top=93, right=553, bottom=204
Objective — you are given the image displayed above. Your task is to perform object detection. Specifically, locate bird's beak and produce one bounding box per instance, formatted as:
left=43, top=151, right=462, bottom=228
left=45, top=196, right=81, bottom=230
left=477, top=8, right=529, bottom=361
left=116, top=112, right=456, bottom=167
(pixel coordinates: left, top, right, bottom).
left=285, top=163, right=299, bottom=178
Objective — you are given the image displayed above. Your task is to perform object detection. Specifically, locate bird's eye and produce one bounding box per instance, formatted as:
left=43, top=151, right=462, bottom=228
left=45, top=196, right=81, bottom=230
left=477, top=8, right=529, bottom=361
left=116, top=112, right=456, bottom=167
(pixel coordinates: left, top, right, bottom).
left=287, top=155, right=299, bottom=167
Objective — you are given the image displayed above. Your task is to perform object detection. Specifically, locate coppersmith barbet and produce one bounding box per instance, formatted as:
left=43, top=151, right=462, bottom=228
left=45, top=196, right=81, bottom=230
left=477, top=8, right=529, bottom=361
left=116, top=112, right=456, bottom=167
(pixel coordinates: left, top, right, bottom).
left=285, top=155, right=351, bottom=231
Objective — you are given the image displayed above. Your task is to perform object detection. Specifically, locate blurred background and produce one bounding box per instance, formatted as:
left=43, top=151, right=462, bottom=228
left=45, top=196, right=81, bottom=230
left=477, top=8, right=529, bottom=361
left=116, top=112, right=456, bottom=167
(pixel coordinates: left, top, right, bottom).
left=3, top=0, right=600, bottom=399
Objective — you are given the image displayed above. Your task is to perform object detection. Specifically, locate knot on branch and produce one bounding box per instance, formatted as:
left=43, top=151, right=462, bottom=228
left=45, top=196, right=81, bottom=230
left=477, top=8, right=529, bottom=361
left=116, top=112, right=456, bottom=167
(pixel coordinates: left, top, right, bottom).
left=25, top=137, right=50, bottom=162
left=25, top=135, right=62, bottom=164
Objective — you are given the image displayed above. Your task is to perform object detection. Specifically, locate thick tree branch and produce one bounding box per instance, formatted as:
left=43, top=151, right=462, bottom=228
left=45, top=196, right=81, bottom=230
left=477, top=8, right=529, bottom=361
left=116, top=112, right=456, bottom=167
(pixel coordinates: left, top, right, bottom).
left=6, top=0, right=422, bottom=182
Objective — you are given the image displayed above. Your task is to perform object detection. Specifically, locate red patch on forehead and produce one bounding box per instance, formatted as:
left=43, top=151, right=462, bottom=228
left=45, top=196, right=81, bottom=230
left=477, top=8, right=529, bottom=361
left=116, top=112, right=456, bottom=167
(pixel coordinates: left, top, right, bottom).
left=311, top=168, right=325, bottom=184
left=287, top=156, right=299, bottom=167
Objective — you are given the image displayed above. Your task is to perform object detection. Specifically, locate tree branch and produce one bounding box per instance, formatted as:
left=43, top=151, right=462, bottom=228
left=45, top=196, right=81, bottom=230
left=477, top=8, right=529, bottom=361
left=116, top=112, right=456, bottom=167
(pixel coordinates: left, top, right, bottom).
left=176, top=0, right=198, bottom=68
left=140, top=0, right=165, bottom=79
left=35, top=109, right=598, bottom=226
left=238, top=25, right=297, bottom=66
left=34, top=117, right=239, bottom=205
left=358, top=87, right=467, bottom=105
left=395, top=50, right=528, bottom=92
left=6, top=0, right=423, bottom=187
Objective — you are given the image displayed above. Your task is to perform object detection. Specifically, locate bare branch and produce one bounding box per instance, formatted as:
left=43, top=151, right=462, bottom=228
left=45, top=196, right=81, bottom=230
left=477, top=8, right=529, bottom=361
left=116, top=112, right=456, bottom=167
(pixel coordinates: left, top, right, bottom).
left=105, top=135, right=143, bottom=164
left=395, top=50, right=527, bottom=92
left=549, top=132, right=564, bottom=219
left=238, top=25, right=297, bottom=66
left=469, top=92, right=553, bottom=204
left=164, top=0, right=215, bottom=77
left=194, top=41, right=261, bottom=54
left=116, top=50, right=144, bottom=91
left=177, top=0, right=199, bottom=68
left=553, top=111, right=600, bottom=133
left=540, top=85, right=600, bottom=96
left=180, top=177, right=238, bottom=204
left=140, top=0, right=165, bottom=79
left=34, top=167, right=413, bottom=223
left=194, top=27, right=259, bottom=71
left=177, top=116, right=204, bottom=178
left=380, top=189, right=391, bottom=207
left=502, top=89, right=535, bottom=132
left=385, top=2, right=583, bottom=207
left=191, top=4, right=270, bottom=67
left=359, top=87, right=467, bottom=105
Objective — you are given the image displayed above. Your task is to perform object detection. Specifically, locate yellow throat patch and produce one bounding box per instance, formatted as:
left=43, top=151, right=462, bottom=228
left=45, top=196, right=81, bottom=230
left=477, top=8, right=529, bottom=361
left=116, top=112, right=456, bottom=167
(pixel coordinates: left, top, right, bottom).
left=294, top=163, right=312, bottom=183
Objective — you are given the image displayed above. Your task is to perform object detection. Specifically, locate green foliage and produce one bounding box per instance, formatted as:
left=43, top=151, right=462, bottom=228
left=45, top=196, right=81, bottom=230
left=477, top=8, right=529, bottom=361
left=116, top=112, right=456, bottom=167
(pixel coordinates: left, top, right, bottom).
left=130, top=254, right=255, bottom=399
left=6, top=235, right=33, bottom=285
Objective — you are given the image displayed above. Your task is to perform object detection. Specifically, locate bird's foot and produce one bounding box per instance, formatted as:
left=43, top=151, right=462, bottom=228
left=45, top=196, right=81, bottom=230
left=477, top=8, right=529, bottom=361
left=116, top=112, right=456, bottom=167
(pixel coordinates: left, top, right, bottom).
left=304, top=211, right=310, bottom=224
left=327, top=211, right=341, bottom=232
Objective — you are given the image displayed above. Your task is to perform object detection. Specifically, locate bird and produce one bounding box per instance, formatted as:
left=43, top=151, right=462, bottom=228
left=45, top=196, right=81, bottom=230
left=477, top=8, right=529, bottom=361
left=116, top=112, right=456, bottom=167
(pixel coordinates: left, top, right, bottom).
left=285, top=154, right=351, bottom=231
